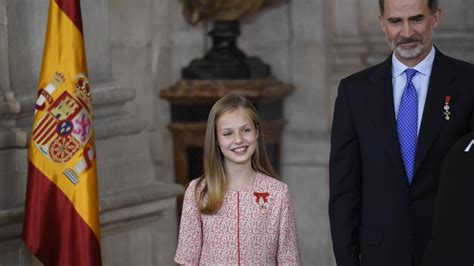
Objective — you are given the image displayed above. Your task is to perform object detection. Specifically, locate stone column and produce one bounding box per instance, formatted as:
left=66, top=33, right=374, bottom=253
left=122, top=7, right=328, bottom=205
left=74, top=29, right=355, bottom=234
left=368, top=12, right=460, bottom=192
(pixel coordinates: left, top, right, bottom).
left=283, top=0, right=334, bottom=264
left=0, top=0, right=182, bottom=265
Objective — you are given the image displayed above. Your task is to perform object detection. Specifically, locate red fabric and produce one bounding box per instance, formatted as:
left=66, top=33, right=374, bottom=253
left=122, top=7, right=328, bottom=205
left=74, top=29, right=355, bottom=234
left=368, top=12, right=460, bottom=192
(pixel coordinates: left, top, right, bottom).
left=22, top=161, right=101, bottom=266
left=253, top=192, right=269, bottom=203
left=237, top=192, right=241, bottom=266
left=444, top=95, right=451, bottom=104
left=55, top=0, right=83, bottom=34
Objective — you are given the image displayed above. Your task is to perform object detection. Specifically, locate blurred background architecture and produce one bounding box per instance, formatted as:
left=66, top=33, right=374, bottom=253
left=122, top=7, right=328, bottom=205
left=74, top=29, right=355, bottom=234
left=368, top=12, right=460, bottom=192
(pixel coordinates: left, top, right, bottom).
left=1, top=0, right=473, bottom=265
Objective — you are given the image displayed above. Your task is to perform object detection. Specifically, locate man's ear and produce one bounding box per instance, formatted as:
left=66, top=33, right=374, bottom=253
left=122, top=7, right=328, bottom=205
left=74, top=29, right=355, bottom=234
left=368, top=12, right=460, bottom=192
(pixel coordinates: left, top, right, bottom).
left=379, top=15, right=386, bottom=33
left=432, top=8, right=442, bottom=29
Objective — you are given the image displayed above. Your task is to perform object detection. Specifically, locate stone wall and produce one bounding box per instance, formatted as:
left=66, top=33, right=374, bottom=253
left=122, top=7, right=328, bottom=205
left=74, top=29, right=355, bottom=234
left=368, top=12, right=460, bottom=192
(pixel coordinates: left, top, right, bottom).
left=0, top=0, right=181, bottom=265
left=1, top=0, right=473, bottom=265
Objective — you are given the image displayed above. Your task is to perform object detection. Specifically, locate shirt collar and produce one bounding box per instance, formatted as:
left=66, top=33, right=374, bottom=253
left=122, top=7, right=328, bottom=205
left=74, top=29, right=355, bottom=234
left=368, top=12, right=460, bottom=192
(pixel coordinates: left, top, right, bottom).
left=392, top=45, right=436, bottom=78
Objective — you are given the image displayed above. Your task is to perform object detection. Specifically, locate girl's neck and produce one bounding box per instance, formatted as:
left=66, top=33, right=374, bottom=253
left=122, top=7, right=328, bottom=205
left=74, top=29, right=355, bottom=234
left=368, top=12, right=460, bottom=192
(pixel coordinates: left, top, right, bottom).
left=226, top=163, right=257, bottom=191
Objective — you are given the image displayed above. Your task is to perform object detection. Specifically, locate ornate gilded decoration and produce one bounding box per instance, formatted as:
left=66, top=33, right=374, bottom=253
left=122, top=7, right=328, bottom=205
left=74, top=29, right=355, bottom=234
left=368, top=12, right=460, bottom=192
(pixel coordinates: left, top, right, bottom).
left=179, top=0, right=281, bottom=25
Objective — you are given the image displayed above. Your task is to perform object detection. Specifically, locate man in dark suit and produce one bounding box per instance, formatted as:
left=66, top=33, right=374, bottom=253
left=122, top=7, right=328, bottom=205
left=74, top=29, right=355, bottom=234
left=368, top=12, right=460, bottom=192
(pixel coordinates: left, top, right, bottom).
left=329, top=0, right=474, bottom=265
left=422, top=132, right=474, bottom=266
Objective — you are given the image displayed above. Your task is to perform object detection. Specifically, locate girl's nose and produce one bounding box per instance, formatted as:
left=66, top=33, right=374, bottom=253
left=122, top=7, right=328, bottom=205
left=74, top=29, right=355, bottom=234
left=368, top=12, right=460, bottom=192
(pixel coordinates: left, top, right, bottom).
left=234, top=133, right=243, bottom=144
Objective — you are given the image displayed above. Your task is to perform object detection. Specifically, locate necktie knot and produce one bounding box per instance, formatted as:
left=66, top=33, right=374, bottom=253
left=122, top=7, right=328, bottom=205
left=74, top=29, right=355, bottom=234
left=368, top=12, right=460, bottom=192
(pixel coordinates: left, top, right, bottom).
left=405, top=68, right=417, bottom=83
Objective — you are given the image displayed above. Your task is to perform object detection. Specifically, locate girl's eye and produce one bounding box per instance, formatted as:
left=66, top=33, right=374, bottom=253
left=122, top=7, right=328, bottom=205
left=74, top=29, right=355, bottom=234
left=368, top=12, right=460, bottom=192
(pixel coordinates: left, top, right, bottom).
left=243, top=128, right=251, bottom=133
left=223, top=132, right=231, bottom=136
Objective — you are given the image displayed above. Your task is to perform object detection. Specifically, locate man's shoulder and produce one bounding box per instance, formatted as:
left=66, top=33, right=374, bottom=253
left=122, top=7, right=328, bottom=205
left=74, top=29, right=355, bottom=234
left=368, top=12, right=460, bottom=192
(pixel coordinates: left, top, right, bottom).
left=437, top=51, right=474, bottom=76
left=451, top=57, right=474, bottom=74
left=341, top=60, right=388, bottom=84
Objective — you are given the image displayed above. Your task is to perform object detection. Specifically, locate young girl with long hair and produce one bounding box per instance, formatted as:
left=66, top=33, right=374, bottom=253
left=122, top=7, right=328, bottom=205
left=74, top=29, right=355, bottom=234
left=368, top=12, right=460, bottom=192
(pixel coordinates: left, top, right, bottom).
left=174, top=93, right=301, bottom=265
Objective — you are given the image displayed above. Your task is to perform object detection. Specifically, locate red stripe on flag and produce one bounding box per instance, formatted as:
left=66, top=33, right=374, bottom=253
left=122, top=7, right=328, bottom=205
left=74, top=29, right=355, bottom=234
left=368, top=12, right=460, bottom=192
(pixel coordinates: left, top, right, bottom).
left=55, top=0, right=83, bottom=34
left=33, top=115, right=54, bottom=139
left=22, top=162, right=101, bottom=266
left=38, top=130, right=58, bottom=146
left=35, top=123, right=56, bottom=145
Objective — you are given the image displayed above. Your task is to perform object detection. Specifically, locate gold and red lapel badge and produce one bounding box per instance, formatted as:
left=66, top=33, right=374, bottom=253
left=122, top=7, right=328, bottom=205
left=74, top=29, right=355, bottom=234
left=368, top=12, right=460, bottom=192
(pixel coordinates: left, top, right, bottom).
left=253, top=192, right=269, bottom=214
left=443, top=96, right=451, bottom=120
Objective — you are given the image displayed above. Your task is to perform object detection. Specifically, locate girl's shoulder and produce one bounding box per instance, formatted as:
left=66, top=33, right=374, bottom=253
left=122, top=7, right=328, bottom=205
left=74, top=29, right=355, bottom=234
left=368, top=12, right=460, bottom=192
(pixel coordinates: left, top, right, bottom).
left=254, top=172, right=289, bottom=194
left=185, top=177, right=205, bottom=194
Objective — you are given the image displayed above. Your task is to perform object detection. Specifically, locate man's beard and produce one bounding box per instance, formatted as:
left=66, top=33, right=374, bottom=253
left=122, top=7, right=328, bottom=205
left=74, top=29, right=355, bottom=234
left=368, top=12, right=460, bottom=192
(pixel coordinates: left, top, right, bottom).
left=390, top=35, right=431, bottom=60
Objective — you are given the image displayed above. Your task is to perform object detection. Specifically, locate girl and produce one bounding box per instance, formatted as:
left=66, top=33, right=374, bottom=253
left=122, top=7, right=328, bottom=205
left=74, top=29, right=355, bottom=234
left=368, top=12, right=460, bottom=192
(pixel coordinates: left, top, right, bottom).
left=174, top=93, right=301, bottom=265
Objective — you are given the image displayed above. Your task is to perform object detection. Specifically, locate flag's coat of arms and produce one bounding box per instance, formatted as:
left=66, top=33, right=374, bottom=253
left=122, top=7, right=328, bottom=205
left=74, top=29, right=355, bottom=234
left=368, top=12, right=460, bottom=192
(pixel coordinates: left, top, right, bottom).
left=33, top=75, right=93, bottom=165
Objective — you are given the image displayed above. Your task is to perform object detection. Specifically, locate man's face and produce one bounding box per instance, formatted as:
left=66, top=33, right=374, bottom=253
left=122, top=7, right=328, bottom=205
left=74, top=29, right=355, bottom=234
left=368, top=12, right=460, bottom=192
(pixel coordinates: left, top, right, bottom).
left=379, top=0, right=442, bottom=66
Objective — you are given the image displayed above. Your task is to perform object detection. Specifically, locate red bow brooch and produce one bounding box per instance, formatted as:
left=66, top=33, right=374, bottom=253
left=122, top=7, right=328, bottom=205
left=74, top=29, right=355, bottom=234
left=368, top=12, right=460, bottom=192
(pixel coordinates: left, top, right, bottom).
left=253, top=192, right=269, bottom=214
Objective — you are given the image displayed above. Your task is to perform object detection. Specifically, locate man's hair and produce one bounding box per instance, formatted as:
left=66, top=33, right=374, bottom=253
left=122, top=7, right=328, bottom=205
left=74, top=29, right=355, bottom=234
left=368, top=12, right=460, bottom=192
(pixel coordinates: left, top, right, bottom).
left=378, top=0, right=439, bottom=14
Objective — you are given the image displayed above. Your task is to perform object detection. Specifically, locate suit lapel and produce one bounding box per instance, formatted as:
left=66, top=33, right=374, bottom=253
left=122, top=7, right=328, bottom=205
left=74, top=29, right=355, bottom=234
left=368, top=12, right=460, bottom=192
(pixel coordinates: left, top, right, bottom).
left=368, top=50, right=457, bottom=186
left=413, top=50, right=456, bottom=177
left=368, top=56, right=407, bottom=183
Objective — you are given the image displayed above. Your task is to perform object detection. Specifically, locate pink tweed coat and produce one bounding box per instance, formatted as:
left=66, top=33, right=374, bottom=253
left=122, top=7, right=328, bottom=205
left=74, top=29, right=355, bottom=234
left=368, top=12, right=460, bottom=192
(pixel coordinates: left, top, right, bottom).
left=174, top=172, right=301, bottom=265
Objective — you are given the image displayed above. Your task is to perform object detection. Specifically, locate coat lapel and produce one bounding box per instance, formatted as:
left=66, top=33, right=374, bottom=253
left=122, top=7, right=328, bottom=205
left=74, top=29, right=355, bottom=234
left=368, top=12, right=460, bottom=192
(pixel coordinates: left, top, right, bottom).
left=368, top=56, right=407, bottom=183
left=367, top=50, right=457, bottom=186
left=413, top=49, right=456, bottom=177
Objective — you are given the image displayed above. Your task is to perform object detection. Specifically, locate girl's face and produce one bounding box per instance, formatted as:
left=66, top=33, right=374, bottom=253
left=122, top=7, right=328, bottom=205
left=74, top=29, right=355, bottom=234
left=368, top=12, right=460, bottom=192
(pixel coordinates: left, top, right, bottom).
left=216, top=108, right=258, bottom=168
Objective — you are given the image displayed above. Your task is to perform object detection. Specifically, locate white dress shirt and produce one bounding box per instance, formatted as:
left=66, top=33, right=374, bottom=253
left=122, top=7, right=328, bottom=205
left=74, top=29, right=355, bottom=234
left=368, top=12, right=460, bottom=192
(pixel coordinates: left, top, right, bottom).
left=392, top=46, right=435, bottom=134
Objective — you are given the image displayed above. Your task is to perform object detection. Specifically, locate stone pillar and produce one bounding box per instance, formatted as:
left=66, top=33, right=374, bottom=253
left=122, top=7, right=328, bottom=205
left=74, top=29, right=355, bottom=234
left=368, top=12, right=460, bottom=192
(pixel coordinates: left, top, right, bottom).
left=284, top=0, right=334, bottom=264
left=0, top=0, right=182, bottom=265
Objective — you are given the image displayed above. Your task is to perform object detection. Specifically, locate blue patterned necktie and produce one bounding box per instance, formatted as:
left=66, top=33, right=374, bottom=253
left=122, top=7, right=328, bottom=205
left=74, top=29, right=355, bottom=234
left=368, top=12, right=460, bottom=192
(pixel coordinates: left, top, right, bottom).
left=397, top=68, right=418, bottom=185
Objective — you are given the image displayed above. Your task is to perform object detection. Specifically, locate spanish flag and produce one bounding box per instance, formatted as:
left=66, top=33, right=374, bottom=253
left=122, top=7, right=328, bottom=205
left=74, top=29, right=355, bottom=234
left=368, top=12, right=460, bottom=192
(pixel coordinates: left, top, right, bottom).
left=22, top=0, right=102, bottom=265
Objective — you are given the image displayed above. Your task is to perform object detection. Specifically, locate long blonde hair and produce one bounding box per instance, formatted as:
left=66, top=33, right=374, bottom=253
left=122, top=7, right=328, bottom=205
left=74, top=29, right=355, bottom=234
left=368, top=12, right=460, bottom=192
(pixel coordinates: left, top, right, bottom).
left=196, top=93, right=276, bottom=214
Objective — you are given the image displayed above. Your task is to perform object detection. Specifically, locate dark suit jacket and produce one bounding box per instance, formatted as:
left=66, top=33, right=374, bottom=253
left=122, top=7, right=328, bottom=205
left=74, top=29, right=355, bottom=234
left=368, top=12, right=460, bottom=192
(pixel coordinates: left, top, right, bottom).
left=422, top=132, right=474, bottom=266
left=329, top=49, right=474, bottom=266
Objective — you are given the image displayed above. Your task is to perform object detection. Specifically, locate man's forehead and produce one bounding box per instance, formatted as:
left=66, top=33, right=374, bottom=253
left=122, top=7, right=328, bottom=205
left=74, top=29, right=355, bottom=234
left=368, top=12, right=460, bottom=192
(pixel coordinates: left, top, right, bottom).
left=383, top=0, right=429, bottom=16
left=383, top=0, right=428, bottom=6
